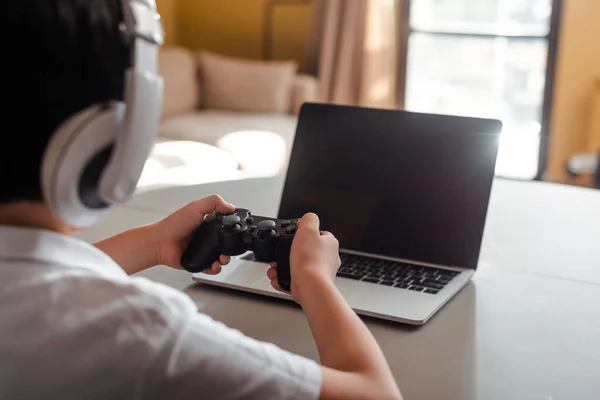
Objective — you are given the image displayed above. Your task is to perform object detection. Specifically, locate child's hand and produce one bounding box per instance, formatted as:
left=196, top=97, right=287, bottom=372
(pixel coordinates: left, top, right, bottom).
left=153, top=195, right=235, bottom=274
left=267, top=213, right=341, bottom=304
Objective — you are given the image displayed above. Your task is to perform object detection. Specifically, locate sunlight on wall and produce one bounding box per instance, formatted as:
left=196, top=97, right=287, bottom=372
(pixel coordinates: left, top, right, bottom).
left=547, top=1, right=600, bottom=182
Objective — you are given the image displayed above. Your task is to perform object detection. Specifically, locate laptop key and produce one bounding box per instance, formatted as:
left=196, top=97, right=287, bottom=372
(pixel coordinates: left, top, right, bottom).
left=438, top=270, right=459, bottom=276
left=408, top=286, right=424, bottom=292
left=394, top=283, right=410, bottom=289
left=380, top=280, right=395, bottom=286
left=362, top=277, right=380, bottom=284
left=422, top=281, right=444, bottom=290
left=337, top=272, right=361, bottom=280
left=424, top=289, right=439, bottom=295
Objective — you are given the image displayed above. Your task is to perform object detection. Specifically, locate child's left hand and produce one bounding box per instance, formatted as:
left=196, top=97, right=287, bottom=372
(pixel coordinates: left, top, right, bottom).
left=152, top=194, right=236, bottom=274
left=95, top=194, right=235, bottom=275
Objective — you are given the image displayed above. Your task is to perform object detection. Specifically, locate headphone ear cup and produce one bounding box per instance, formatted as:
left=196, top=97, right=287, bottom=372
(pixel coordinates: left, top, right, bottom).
left=41, top=103, right=126, bottom=228
left=79, top=144, right=115, bottom=209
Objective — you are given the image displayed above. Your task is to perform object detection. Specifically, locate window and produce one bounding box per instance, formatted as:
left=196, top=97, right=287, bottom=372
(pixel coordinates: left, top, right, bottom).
left=398, top=0, right=561, bottom=180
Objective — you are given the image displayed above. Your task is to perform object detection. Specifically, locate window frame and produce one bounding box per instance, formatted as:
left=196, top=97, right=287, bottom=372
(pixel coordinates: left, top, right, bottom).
left=396, top=0, right=563, bottom=181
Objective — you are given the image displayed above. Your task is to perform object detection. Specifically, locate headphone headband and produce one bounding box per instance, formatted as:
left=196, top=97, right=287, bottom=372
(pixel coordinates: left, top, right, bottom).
left=98, top=0, right=164, bottom=204
left=123, top=0, right=164, bottom=47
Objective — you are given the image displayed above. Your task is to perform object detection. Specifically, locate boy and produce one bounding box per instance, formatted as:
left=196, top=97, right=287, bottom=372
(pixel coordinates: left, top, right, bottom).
left=0, top=1, right=401, bottom=399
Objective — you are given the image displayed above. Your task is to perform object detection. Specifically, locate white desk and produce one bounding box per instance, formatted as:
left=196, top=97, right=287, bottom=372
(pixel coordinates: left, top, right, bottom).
left=75, top=176, right=600, bottom=400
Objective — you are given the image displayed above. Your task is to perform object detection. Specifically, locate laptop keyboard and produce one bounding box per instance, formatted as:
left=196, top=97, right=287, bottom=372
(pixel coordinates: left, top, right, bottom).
left=240, top=252, right=459, bottom=295
left=337, top=253, right=459, bottom=295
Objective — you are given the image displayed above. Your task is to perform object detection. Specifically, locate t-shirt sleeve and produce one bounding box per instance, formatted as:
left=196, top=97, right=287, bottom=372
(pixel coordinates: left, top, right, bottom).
left=132, top=279, right=322, bottom=400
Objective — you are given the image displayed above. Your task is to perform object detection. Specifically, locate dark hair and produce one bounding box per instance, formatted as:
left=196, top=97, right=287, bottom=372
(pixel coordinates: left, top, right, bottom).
left=1, top=0, right=131, bottom=203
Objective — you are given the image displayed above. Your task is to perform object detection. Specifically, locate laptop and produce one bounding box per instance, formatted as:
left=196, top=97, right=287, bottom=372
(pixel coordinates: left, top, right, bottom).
left=193, top=103, right=502, bottom=325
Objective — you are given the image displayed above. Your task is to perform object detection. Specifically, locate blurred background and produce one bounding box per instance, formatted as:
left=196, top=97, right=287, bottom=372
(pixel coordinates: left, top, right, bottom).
left=141, top=0, right=599, bottom=191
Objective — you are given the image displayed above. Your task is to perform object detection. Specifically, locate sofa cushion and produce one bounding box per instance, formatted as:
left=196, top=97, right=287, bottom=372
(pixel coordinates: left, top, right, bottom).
left=216, top=131, right=287, bottom=175
left=197, top=51, right=297, bottom=113
left=158, top=110, right=298, bottom=173
left=158, top=47, right=199, bottom=118
left=291, top=74, right=320, bottom=115
left=138, top=139, right=241, bottom=189
left=159, top=110, right=297, bottom=147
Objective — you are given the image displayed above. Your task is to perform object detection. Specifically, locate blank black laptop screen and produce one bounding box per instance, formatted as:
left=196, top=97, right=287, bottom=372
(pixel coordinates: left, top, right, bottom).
left=278, top=103, right=502, bottom=269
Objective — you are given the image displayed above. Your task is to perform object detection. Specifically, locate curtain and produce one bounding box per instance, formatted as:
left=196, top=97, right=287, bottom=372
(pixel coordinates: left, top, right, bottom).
left=316, top=0, right=397, bottom=108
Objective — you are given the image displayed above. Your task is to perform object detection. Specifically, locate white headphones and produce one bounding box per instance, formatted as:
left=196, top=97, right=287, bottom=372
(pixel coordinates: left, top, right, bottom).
left=41, top=0, right=164, bottom=228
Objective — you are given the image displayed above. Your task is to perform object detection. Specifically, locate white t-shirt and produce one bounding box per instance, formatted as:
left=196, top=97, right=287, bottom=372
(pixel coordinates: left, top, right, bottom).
left=0, top=225, right=321, bottom=400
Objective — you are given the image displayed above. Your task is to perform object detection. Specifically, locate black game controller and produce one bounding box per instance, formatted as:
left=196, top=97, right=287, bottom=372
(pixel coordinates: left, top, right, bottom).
left=180, top=208, right=299, bottom=291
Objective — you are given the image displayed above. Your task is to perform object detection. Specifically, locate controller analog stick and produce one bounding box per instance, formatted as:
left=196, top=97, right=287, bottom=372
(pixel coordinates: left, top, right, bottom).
left=257, top=220, right=277, bottom=238
left=284, top=225, right=297, bottom=234
left=222, top=215, right=242, bottom=233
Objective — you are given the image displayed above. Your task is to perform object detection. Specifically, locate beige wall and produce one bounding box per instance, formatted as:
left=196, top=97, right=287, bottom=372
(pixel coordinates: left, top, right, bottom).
left=156, top=0, right=178, bottom=45
left=547, top=1, right=600, bottom=182
left=589, top=82, right=600, bottom=152
left=165, top=0, right=314, bottom=72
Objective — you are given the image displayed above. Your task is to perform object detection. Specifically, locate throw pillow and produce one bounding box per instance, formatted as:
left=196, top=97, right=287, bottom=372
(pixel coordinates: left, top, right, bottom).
left=197, top=51, right=298, bottom=113
left=158, top=47, right=200, bottom=118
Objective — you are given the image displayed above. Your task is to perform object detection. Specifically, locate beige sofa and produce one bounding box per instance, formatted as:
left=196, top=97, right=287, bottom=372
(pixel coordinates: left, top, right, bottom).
left=138, top=46, right=319, bottom=189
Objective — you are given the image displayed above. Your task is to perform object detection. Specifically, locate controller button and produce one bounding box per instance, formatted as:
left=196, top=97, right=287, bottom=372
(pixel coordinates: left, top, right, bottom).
left=248, top=225, right=257, bottom=233
left=247, top=217, right=254, bottom=223
left=223, top=215, right=241, bottom=225
left=281, top=220, right=291, bottom=228
left=257, top=220, right=276, bottom=230
left=256, top=220, right=277, bottom=238
left=257, top=229, right=276, bottom=238
left=223, top=224, right=242, bottom=233
left=205, top=213, right=217, bottom=222
left=222, top=215, right=242, bottom=233
left=284, top=225, right=297, bottom=234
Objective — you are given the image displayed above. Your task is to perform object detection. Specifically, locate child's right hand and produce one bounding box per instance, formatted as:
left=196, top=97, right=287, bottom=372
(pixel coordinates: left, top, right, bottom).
left=267, top=213, right=341, bottom=304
